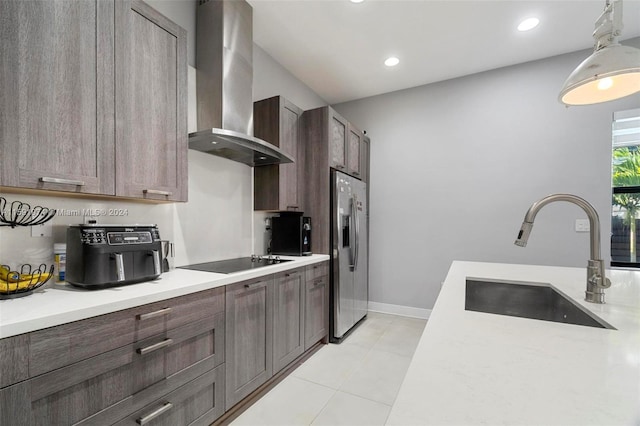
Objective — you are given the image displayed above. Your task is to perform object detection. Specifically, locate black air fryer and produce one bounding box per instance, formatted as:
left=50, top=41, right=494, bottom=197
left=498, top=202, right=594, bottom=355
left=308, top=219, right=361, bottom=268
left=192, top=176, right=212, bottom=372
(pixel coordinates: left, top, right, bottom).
left=66, top=224, right=163, bottom=288
left=271, top=213, right=312, bottom=256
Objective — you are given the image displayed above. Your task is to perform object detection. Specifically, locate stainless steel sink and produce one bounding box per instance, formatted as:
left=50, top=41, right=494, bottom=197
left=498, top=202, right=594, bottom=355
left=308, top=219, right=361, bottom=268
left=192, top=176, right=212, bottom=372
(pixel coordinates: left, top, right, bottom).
left=465, top=278, right=614, bottom=329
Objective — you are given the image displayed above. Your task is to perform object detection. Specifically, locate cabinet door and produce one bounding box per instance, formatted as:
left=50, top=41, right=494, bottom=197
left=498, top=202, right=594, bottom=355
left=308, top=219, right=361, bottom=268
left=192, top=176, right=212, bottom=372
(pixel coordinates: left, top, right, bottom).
left=361, top=135, right=370, bottom=184
left=115, top=0, right=188, bottom=201
left=329, top=109, right=348, bottom=171
left=279, top=99, right=303, bottom=211
left=305, top=274, right=328, bottom=350
left=273, top=269, right=305, bottom=373
left=0, top=0, right=115, bottom=195
left=254, top=97, right=303, bottom=211
left=225, top=276, right=274, bottom=409
left=347, top=125, right=362, bottom=178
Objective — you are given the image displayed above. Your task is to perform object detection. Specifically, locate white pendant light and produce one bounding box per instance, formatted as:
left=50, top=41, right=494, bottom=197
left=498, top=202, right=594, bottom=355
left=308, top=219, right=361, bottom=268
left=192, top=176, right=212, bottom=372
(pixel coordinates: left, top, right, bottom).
left=559, top=0, right=640, bottom=106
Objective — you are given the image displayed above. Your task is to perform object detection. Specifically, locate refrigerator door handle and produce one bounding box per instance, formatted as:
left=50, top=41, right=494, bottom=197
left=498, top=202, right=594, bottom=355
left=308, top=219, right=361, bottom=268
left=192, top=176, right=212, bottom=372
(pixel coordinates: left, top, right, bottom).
left=353, top=195, right=359, bottom=270
left=349, top=196, right=356, bottom=269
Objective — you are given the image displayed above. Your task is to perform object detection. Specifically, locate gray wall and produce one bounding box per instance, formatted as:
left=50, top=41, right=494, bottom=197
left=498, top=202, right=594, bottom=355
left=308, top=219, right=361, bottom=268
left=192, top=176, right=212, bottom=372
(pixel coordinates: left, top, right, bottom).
left=254, top=45, right=328, bottom=110
left=334, top=42, right=640, bottom=310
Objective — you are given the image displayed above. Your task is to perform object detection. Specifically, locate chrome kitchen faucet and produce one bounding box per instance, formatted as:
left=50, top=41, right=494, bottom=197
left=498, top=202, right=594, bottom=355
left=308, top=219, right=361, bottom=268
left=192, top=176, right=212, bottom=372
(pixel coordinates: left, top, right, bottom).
left=515, top=194, right=611, bottom=303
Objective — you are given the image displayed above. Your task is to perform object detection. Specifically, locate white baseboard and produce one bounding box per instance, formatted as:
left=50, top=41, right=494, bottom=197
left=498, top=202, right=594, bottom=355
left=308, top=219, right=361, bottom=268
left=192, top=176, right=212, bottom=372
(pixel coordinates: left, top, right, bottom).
left=368, top=301, right=431, bottom=320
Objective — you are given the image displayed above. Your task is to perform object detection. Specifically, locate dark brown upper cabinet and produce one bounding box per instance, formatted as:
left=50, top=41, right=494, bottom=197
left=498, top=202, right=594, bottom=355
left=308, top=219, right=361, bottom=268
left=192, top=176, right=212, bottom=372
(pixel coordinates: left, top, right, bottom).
left=301, top=106, right=370, bottom=254
left=0, top=0, right=116, bottom=195
left=254, top=96, right=304, bottom=211
left=0, top=0, right=188, bottom=202
left=327, top=107, right=362, bottom=180
left=115, top=0, right=188, bottom=202
left=347, top=123, right=363, bottom=178
left=329, top=109, right=349, bottom=172
left=361, top=134, right=370, bottom=184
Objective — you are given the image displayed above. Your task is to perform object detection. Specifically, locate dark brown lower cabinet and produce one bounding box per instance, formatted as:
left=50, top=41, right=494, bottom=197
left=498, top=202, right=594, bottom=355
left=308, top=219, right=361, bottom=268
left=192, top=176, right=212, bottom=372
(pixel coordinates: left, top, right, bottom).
left=273, top=269, right=305, bottom=373
left=225, top=276, right=274, bottom=409
left=305, top=273, right=328, bottom=350
left=0, top=261, right=330, bottom=425
left=224, top=263, right=329, bottom=411
left=114, top=365, right=225, bottom=426
left=0, top=293, right=225, bottom=426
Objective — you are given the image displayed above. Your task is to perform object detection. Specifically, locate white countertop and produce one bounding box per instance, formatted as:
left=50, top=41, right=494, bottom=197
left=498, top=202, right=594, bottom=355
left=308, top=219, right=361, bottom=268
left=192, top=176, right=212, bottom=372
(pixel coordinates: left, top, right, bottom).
left=387, top=261, right=640, bottom=426
left=0, top=254, right=329, bottom=339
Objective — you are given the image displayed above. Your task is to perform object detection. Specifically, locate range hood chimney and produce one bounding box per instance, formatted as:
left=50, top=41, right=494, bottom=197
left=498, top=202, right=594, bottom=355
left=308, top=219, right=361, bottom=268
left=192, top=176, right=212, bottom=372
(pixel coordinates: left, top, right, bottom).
left=189, top=0, right=294, bottom=166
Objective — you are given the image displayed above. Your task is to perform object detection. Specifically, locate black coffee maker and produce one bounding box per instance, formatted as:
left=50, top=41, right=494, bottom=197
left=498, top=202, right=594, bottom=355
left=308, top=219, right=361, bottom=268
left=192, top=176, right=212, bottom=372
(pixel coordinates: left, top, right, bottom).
left=271, top=212, right=312, bottom=256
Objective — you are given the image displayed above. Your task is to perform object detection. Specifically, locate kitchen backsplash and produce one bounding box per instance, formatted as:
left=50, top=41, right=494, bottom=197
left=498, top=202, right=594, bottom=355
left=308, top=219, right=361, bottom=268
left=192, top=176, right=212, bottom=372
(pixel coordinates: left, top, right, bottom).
left=0, top=149, right=253, bottom=269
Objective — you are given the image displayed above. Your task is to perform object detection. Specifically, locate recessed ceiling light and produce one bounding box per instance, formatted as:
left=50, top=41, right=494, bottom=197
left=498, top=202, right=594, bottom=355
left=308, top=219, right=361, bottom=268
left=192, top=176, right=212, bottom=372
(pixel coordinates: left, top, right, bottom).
left=350, top=0, right=364, bottom=3
left=518, top=17, right=539, bottom=32
left=384, top=57, right=399, bottom=67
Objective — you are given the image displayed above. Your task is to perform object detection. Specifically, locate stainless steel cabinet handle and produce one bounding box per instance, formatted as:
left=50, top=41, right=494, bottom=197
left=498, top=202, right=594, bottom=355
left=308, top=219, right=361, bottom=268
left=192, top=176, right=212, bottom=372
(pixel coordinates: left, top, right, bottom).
left=151, top=250, right=161, bottom=275
left=244, top=282, right=266, bottom=290
left=314, top=280, right=323, bottom=286
left=336, top=164, right=345, bottom=169
left=286, top=205, right=299, bottom=210
left=39, top=177, right=85, bottom=186
left=136, top=402, right=173, bottom=425
left=137, top=338, right=173, bottom=355
left=114, top=253, right=125, bottom=281
left=143, top=189, right=172, bottom=196
left=137, top=307, right=172, bottom=321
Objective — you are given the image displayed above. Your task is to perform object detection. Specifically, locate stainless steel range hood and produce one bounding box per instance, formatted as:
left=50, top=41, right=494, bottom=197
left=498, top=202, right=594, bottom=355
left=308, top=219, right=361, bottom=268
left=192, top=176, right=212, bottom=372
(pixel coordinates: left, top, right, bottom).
left=189, top=0, right=294, bottom=167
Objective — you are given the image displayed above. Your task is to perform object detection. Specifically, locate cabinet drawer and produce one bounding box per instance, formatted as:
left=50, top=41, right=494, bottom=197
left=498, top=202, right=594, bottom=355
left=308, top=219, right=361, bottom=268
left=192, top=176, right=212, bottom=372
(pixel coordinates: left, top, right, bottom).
left=306, top=262, right=328, bottom=282
left=134, top=287, right=225, bottom=341
left=29, top=306, right=139, bottom=377
left=0, top=334, right=29, bottom=388
left=1, top=343, right=135, bottom=426
left=132, top=312, right=225, bottom=394
left=28, top=287, right=225, bottom=377
left=277, top=267, right=305, bottom=280
left=114, top=364, right=225, bottom=426
left=0, top=311, right=225, bottom=426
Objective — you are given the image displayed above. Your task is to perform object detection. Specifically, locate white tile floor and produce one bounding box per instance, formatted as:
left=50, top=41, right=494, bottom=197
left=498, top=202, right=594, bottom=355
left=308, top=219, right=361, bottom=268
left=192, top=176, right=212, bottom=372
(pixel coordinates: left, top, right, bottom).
left=231, top=312, right=427, bottom=426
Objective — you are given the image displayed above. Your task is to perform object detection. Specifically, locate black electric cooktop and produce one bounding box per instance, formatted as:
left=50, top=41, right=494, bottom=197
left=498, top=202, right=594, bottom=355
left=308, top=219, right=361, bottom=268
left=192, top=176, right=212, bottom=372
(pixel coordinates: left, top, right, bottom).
left=179, top=255, right=291, bottom=274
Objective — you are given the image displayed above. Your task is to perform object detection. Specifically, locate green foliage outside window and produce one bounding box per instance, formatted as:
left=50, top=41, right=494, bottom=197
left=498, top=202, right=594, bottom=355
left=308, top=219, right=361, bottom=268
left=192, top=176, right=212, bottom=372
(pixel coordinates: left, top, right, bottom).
left=612, top=147, right=640, bottom=262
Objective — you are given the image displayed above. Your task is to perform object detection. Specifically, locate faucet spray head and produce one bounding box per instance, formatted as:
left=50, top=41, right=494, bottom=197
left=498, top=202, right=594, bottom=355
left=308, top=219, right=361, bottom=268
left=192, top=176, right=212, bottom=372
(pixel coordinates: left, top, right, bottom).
left=514, top=222, right=533, bottom=247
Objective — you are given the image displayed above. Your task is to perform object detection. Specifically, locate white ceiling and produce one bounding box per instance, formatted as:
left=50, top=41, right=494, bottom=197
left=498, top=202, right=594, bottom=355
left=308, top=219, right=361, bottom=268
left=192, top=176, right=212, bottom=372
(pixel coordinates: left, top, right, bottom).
left=247, top=0, right=640, bottom=104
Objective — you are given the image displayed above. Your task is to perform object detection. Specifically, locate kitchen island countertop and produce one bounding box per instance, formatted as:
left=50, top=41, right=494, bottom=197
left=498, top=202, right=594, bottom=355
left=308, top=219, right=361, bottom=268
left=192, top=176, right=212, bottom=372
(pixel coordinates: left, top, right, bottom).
left=387, top=261, right=640, bottom=425
left=0, top=254, right=329, bottom=338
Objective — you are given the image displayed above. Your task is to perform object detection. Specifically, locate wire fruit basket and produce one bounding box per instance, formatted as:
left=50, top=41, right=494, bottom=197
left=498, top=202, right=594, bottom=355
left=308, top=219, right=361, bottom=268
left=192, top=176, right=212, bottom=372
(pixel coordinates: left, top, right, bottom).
left=0, top=197, right=57, bottom=228
left=0, top=264, right=54, bottom=299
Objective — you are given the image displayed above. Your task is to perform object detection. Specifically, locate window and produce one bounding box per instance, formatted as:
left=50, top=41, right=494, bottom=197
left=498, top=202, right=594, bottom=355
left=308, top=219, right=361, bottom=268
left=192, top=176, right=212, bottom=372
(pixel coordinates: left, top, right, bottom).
left=611, top=108, right=640, bottom=267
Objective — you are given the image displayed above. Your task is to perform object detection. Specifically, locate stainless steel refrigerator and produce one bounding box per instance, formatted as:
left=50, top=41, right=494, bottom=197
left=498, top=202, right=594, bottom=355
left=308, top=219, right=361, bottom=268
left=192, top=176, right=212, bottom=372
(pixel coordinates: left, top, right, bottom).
left=330, top=170, right=368, bottom=341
